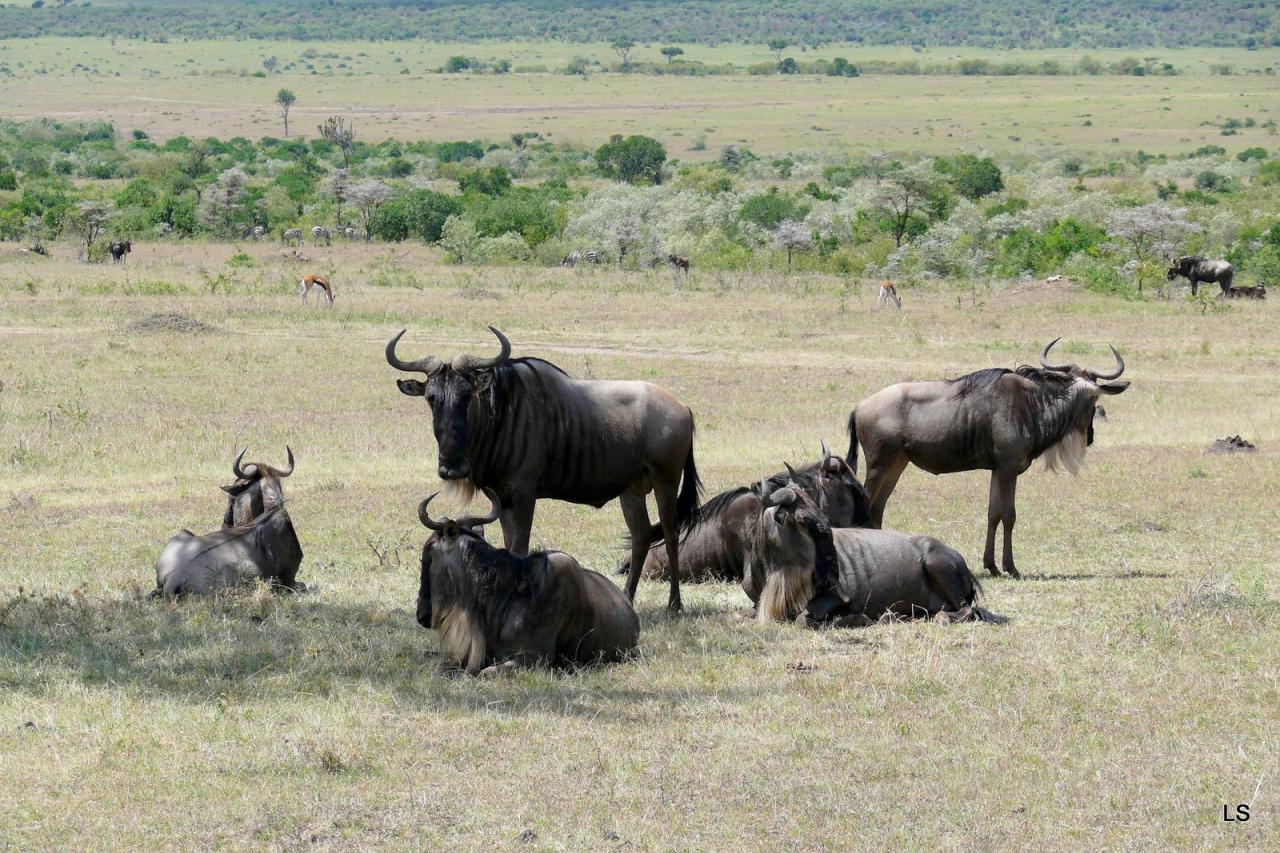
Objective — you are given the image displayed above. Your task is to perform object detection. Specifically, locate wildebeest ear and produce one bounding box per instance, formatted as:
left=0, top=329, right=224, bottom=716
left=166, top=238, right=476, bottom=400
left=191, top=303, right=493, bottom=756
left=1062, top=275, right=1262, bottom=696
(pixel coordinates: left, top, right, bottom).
left=1097, top=381, right=1130, bottom=395
left=396, top=379, right=427, bottom=397
left=472, top=371, right=493, bottom=392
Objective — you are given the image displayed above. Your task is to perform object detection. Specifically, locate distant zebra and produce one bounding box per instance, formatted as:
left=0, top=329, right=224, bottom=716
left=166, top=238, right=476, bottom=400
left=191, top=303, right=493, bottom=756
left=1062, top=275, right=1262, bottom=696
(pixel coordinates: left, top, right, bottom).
left=311, top=226, right=331, bottom=246
left=281, top=228, right=303, bottom=246
left=249, top=225, right=266, bottom=241
left=562, top=250, right=601, bottom=267
left=342, top=226, right=358, bottom=241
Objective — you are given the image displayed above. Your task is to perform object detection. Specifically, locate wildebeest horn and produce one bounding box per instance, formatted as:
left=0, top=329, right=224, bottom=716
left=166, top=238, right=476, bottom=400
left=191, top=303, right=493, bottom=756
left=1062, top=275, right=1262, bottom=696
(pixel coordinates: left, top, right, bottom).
left=276, top=446, right=295, bottom=477
left=460, top=487, right=502, bottom=528
left=232, top=447, right=257, bottom=479
left=1091, top=345, right=1125, bottom=381
left=452, top=326, right=512, bottom=372
left=783, top=462, right=799, bottom=482
left=820, top=439, right=832, bottom=459
left=417, top=492, right=445, bottom=532
left=1039, top=337, right=1072, bottom=372
left=385, top=329, right=443, bottom=375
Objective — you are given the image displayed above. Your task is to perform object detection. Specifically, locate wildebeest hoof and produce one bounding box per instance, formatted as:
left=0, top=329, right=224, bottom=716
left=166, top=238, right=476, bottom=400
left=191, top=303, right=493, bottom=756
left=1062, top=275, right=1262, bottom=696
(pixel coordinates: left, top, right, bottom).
left=984, top=564, right=1001, bottom=577
left=734, top=608, right=756, bottom=621
left=1004, top=566, right=1021, bottom=579
left=479, top=661, right=519, bottom=678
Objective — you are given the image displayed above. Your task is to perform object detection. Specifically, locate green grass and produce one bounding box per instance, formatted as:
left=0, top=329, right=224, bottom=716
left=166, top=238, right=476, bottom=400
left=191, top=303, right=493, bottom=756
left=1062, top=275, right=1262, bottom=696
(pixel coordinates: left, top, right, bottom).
left=1, top=240, right=1278, bottom=847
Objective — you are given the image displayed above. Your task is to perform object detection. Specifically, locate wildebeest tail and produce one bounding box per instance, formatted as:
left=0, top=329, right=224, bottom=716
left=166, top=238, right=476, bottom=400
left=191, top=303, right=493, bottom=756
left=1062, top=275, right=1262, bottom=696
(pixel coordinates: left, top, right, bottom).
left=845, top=407, right=859, bottom=475
left=675, top=440, right=703, bottom=537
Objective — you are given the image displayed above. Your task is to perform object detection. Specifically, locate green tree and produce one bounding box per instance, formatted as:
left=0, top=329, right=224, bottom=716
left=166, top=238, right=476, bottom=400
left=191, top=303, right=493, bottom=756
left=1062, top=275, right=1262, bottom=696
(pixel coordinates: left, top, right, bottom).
left=660, top=46, right=684, bottom=64
left=936, top=154, right=1004, bottom=200
left=767, top=38, right=789, bottom=70
left=458, top=166, right=513, bottom=197
left=611, top=37, right=636, bottom=68
left=371, top=189, right=461, bottom=242
left=595, top=135, right=666, bottom=184
left=275, top=89, right=296, bottom=137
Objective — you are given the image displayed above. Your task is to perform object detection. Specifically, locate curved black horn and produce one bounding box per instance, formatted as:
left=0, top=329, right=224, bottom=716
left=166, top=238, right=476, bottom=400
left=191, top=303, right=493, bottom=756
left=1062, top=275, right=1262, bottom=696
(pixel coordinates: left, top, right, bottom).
left=417, top=492, right=445, bottom=532
left=772, top=486, right=798, bottom=507
left=385, top=329, right=442, bottom=375
left=1039, top=337, right=1071, bottom=372
left=783, top=462, right=800, bottom=482
left=452, top=326, right=512, bottom=372
left=276, top=446, right=295, bottom=477
left=1091, top=345, right=1125, bottom=381
left=820, top=439, right=832, bottom=459
left=460, top=487, right=502, bottom=528
left=232, top=447, right=257, bottom=479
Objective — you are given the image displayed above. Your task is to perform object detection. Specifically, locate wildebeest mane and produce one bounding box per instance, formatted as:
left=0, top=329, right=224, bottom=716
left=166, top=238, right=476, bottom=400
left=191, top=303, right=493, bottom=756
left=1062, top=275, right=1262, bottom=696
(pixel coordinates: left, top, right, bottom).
left=795, top=507, right=839, bottom=595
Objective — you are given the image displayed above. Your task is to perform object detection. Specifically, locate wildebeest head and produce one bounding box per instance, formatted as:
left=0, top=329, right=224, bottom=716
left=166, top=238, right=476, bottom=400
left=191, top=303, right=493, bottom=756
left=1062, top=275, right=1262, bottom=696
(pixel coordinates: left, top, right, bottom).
left=1167, top=256, right=1201, bottom=281
left=387, top=326, right=512, bottom=483
left=415, top=487, right=503, bottom=631
left=754, top=442, right=870, bottom=528
left=749, top=483, right=838, bottom=622
left=1035, top=337, right=1129, bottom=462
left=220, top=446, right=294, bottom=528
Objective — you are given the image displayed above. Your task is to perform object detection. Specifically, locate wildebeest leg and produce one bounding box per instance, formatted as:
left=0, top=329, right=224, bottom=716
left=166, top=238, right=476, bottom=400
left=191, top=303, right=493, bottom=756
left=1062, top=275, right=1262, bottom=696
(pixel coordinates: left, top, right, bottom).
left=984, top=471, right=1020, bottom=578
left=652, top=479, right=683, bottom=613
left=501, top=492, right=537, bottom=556
left=620, top=490, right=652, bottom=605
left=864, top=452, right=909, bottom=529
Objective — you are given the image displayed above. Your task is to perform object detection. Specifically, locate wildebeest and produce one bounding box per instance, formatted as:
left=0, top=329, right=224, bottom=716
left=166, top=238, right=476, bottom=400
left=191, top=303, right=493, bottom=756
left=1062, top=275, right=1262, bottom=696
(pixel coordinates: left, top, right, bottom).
left=298, top=274, right=335, bottom=307
left=1167, top=256, right=1233, bottom=296
left=877, top=280, right=901, bottom=309
left=386, top=326, right=701, bottom=612
left=635, top=444, right=870, bottom=583
left=416, top=488, right=639, bottom=675
left=281, top=228, right=303, bottom=246
left=154, top=447, right=304, bottom=598
left=847, top=338, right=1128, bottom=578
left=311, top=226, right=331, bottom=246
left=667, top=254, right=690, bottom=274
left=1222, top=284, right=1266, bottom=300
left=744, top=484, right=1004, bottom=625
left=109, top=240, right=131, bottom=263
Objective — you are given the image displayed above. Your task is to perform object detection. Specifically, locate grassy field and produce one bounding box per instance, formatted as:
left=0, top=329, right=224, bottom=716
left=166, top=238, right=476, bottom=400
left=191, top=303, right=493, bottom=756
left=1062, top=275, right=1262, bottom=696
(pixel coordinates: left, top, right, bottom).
left=2, top=38, right=1278, bottom=156
left=1, top=240, right=1277, bottom=848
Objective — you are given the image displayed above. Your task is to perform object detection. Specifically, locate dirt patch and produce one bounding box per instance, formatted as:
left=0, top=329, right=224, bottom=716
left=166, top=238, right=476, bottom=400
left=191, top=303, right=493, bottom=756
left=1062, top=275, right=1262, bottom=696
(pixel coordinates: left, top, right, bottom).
left=1206, top=435, right=1257, bottom=454
left=126, top=313, right=216, bottom=334
left=455, top=288, right=503, bottom=300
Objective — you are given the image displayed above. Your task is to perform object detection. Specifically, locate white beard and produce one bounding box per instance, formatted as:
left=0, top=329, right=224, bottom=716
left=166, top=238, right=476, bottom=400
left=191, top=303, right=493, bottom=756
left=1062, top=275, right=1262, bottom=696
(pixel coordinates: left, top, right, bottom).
left=1042, top=427, right=1088, bottom=475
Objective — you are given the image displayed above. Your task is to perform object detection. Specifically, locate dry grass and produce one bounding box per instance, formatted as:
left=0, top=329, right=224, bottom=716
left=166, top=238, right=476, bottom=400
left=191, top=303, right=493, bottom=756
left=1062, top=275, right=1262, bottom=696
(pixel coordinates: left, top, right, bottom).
left=1, top=240, right=1278, bottom=848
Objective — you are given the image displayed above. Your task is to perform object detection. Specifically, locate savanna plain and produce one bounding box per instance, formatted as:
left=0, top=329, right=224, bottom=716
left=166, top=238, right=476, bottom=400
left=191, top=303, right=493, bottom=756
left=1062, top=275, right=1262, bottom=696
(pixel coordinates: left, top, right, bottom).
left=1, top=242, right=1278, bottom=848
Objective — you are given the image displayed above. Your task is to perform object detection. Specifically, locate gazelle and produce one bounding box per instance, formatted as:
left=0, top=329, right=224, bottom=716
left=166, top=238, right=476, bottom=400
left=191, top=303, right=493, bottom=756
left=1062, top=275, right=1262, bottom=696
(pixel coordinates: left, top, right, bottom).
left=298, top=274, right=335, bottom=307
left=877, top=280, right=901, bottom=309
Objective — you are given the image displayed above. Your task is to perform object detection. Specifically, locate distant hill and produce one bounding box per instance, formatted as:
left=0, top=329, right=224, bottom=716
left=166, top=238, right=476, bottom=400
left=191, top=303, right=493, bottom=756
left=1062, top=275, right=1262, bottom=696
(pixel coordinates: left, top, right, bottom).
left=2, top=0, right=1276, bottom=48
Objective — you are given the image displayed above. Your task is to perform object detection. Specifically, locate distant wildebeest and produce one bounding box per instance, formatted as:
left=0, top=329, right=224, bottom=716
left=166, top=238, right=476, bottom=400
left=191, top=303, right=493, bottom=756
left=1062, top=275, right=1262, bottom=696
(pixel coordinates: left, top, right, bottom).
left=298, top=273, right=335, bottom=307
left=634, top=444, right=870, bottom=583
left=744, top=483, right=1005, bottom=626
left=154, top=447, right=304, bottom=598
left=667, top=254, right=690, bottom=274
left=562, top=250, right=601, bottom=267
left=1167, top=256, right=1233, bottom=296
left=1222, top=284, right=1266, bottom=300
left=386, top=326, right=702, bottom=612
left=877, top=280, right=901, bottom=309
left=311, top=226, right=331, bottom=246
left=109, top=240, right=131, bottom=263
left=847, top=338, right=1129, bottom=578
left=416, top=488, right=639, bottom=675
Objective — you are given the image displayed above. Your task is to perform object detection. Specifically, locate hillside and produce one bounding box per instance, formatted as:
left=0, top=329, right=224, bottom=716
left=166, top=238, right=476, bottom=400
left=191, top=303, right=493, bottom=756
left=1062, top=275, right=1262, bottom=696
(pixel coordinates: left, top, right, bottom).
left=2, top=0, right=1277, bottom=48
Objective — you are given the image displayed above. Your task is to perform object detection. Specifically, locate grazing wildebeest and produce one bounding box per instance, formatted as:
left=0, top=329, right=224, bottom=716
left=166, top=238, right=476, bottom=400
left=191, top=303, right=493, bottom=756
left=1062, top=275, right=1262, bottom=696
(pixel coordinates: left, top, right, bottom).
left=386, top=326, right=701, bottom=612
left=311, top=226, right=331, bottom=247
left=744, top=484, right=1004, bottom=625
left=877, top=280, right=901, bottom=309
left=667, top=254, right=690, bottom=274
left=154, top=448, right=304, bottom=598
left=1222, top=284, right=1266, bottom=300
left=1167, top=256, right=1233, bottom=296
left=847, top=338, right=1129, bottom=578
left=298, top=273, right=335, bottom=307
left=281, top=228, right=303, bottom=246
left=109, top=240, right=131, bottom=263
left=416, top=488, right=639, bottom=675
left=635, top=444, right=870, bottom=583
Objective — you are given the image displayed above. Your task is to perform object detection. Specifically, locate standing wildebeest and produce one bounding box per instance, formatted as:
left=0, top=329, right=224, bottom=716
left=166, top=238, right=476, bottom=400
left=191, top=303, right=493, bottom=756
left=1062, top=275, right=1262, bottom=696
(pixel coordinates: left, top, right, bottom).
left=1222, top=284, right=1266, bottom=300
left=847, top=338, right=1129, bottom=578
left=416, top=488, right=639, bottom=675
left=281, top=228, right=303, bottom=246
left=744, top=484, right=1004, bottom=625
left=154, top=447, right=304, bottom=598
left=635, top=444, right=870, bottom=583
left=387, top=326, right=701, bottom=612
left=109, top=240, right=131, bottom=263
left=311, top=226, right=332, bottom=246
left=667, top=254, right=690, bottom=274
left=1167, top=256, right=1233, bottom=296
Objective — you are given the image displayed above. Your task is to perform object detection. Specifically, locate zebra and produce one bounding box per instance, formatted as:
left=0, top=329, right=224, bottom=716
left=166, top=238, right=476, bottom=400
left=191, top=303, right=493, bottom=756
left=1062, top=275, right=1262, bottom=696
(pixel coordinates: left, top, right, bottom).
left=311, top=226, right=331, bottom=246
left=562, top=250, right=601, bottom=267
left=249, top=225, right=266, bottom=241
left=342, top=226, right=358, bottom=241
left=281, top=228, right=303, bottom=246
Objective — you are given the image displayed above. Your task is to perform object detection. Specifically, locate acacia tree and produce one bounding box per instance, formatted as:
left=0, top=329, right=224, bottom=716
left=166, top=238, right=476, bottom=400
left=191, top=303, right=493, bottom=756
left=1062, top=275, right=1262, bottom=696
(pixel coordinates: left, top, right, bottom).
left=874, top=163, right=941, bottom=247
left=318, top=116, right=356, bottom=168
left=660, top=46, right=684, bottom=64
left=773, top=220, right=812, bottom=271
left=610, top=37, right=636, bottom=69
left=262, top=56, right=278, bottom=74
left=328, top=168, right=349, bottom=226
left=767, top=38, right=790, bottom=70
left=68, top=200, right=116, bottom=257
left=347, top=180, right=392, bottom=241
left=595, top=134, right=666, bottom=184
left=198, top=168, right=248, bottom=237
left=612, top=213, right=642, bottom=267
left=275, top=89, right=296, bottom=137
left=1106, top=204, right=1199, bottom=295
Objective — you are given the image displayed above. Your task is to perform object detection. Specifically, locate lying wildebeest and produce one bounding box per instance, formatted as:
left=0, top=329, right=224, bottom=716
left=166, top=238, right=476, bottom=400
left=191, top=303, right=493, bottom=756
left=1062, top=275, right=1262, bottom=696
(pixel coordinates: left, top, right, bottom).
left=1167, top=256, right=1233, bottom=296
left=847, top=338, right=1128, bottom=578
left=745, top=483, right=1004, bottom=625
left=388, top=326, right=701, bottom=611
left=154, top=447, right=304, bottom=598
left=634, top=443, right=870, bottom=583
left=417, top=488, right=639, bottom=675
left=109, top=240, right=131, bottom=263
left=1222, top=284, right=1266, bottom=300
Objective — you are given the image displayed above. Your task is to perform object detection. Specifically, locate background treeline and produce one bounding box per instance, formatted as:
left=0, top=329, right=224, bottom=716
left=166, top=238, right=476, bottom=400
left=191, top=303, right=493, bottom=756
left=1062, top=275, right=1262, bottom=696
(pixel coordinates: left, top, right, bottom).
left=2, top=0, right=1277, bottom=48
left=3, top=119, right=1280, bottom=299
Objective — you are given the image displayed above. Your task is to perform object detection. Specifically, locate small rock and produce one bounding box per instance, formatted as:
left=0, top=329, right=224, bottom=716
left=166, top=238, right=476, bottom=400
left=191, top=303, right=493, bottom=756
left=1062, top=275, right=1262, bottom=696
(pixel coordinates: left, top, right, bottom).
left=603, top=830, right=621, bottom=842
left=518, top=829, right=537, bottom=844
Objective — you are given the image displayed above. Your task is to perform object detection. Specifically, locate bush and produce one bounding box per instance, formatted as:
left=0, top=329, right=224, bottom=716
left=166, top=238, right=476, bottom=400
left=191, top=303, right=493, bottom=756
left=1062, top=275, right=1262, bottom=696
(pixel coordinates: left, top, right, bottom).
left=1237, top=147, right=1269, bottom=162
left=386, top=157, right=413, bottom=178
left=936, top=154, right=1004, bottom=200
left=370, top=189, right=461, bottom=242
left=738, top=188, right=808, bottom=230
left=595, top=135, right=666, bottom=184
left=458, top=166, right=513, bottom=196
left=0, top=171, right=16, bottom=191
left=471, top=188, right=560, bottom=245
